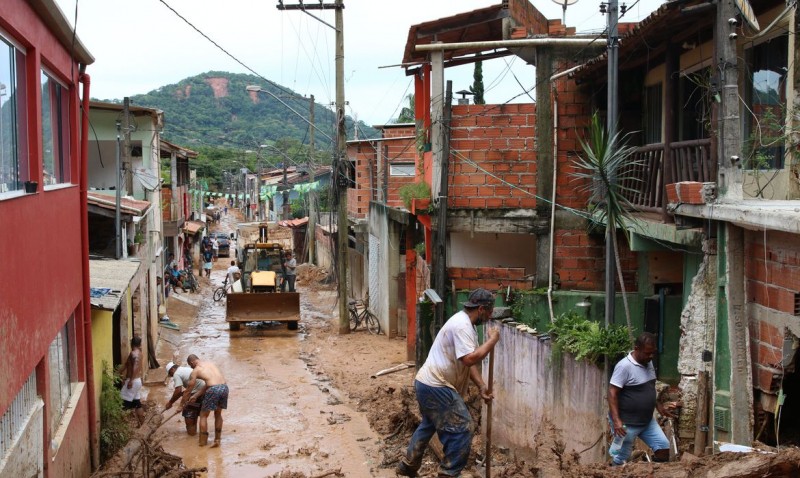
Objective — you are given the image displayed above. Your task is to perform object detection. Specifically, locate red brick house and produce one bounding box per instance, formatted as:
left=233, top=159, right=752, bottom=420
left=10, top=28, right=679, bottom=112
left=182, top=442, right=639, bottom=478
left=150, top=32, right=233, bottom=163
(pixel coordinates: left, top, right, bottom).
left=0, top=0, right=96, bottom=475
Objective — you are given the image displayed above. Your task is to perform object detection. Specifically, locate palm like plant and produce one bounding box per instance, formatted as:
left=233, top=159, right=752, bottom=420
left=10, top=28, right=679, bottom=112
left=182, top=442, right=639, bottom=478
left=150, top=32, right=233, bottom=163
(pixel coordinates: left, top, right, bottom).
left=571, top=113, right=641, bottom=341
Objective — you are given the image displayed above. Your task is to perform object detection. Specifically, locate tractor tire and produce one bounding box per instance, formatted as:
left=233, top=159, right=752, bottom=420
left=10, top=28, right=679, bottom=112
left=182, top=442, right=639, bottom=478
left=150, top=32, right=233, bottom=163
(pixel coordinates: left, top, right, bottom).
left=287, top=321, right=299, bottom=331
left=229, top=322, right=241, bottom=331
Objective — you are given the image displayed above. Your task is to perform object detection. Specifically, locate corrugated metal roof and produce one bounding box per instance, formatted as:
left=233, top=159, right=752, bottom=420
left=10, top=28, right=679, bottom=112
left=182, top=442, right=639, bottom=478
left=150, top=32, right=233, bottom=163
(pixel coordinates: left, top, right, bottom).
left=88, top=191, right=151, bottom=215
left=89, top=259, right=141, bottom=311
left=184, top=220, right=205, bottom=235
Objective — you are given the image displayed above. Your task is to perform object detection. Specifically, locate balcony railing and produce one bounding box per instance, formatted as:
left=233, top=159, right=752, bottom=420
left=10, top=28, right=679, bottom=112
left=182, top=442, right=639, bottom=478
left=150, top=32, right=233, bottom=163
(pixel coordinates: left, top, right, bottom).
left=620, top=138, right=713, bottom=214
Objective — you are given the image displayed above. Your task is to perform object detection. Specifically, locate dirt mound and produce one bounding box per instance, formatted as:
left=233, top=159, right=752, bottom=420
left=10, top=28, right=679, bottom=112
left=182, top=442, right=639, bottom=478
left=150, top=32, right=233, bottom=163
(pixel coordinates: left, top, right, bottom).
left=296, top=263, right=330, bottom=286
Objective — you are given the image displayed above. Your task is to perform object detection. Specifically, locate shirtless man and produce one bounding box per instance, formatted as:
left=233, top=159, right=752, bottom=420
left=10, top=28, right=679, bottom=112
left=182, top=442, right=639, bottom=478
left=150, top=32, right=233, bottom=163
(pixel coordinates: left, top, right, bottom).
left=179, top=354, right=229, bottom=447
left=118, top=336, right=145, bottom=426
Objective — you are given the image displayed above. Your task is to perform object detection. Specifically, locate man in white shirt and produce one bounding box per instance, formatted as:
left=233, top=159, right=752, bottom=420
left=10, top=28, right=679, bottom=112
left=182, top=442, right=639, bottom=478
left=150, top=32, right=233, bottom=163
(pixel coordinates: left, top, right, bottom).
left=397, top=288, right=500, bottom=478
left=226, top=260, right=241, bottom=289
left=211, top=237, right=219, bottom=262
left=165, top=361, right=206, bottom=435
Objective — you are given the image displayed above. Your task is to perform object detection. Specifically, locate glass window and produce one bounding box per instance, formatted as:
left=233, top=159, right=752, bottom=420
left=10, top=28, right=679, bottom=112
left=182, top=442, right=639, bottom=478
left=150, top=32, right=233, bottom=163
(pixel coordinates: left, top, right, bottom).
left=643, top=83, right=662, bottom=144
left=745, top=34, right=788, bottom=169
left=0, top=35, right=27, bottom=193
left=48, top=316, right=76, bottom=433
left=389, top=163, right=416, bottom=177
left=41, top=70, right=71, bottom=185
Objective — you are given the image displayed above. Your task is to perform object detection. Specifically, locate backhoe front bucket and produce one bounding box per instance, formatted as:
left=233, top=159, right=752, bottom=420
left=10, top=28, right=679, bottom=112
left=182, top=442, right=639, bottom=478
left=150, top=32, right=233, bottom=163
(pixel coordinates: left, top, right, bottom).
left=226, top=292, right=301, bottom=324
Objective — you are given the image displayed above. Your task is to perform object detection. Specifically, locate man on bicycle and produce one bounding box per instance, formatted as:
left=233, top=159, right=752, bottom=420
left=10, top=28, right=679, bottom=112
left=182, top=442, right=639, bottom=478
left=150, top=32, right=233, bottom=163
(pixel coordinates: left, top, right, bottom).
left=226, top=260, right=241, bottom=289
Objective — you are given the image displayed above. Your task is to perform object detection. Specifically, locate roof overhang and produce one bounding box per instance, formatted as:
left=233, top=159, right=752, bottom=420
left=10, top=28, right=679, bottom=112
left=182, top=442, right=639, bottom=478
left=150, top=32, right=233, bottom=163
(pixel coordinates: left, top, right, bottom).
left=87, top=192, right=151, bottom=216
left=28, top=0, right=94, bottom=65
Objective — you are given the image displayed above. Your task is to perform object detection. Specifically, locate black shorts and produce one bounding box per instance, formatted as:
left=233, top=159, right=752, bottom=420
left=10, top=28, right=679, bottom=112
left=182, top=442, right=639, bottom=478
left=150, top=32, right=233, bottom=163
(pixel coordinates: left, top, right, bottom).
left=182, top=402, right=201, bottom=420
left=122, top=399, right=142, bottom=410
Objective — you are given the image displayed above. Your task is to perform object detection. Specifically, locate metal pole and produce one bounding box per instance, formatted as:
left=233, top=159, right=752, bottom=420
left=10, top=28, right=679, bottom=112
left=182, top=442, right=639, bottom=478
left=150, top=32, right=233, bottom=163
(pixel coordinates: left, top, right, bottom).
left=335, top=0, right=349, bottom=334
left=604, top=0, right=619, bottom=328
left=115, top=121, right=122, bottom=259
left=123, top=97, right=132, bottom=195
left=308, top=94, right=317, bottom=265
left=282, top=160, right=290, bottom=220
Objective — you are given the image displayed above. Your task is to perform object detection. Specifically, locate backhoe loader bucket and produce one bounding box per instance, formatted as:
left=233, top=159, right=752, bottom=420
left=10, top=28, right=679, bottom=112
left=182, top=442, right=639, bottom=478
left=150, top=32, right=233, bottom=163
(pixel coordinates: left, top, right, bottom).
left=226, top=292, right=301, bottom=331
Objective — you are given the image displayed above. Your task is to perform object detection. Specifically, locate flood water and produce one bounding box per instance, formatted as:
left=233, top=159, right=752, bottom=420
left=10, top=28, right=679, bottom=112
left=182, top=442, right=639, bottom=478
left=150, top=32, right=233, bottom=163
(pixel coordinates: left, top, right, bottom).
left=155, top=214, right=388, bottom=477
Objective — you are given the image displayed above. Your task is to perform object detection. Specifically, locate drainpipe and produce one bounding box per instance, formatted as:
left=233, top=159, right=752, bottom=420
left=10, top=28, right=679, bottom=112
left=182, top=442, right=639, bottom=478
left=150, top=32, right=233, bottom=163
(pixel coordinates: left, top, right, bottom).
left=79, top=70, right=99, bottom=470
left=547, top=82, right=558, bottom=323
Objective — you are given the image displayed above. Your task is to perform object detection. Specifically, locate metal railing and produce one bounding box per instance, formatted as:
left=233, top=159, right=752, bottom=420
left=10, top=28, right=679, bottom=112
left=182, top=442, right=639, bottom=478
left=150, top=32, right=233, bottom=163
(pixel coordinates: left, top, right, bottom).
left=620, top=138, right=713, bottom=214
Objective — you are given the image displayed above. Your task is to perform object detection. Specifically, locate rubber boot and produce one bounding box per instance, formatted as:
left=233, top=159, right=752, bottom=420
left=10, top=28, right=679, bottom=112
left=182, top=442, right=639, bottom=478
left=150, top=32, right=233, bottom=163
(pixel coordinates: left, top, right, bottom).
left=211, top=430, right=222, bottom=448
left=199, top=432, right=209, bottom=446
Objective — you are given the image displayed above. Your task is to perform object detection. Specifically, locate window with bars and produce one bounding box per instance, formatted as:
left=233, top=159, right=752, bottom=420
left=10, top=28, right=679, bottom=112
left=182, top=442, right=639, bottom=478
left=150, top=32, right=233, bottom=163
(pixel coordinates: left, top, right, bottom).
left=48, top=315, right=76, bottom=433
left=0, top=371, right=38, bottom=460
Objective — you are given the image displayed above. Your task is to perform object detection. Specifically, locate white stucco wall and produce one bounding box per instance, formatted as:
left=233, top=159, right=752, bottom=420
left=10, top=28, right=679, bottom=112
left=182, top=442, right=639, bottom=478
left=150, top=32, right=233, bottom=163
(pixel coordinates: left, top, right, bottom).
left=449, top=232, right=536, bottom=270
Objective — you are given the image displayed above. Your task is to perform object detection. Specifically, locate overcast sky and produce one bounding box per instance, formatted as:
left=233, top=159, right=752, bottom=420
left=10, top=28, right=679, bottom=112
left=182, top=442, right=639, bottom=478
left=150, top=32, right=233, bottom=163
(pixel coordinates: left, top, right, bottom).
left=54, top=0, right=663, bottom=127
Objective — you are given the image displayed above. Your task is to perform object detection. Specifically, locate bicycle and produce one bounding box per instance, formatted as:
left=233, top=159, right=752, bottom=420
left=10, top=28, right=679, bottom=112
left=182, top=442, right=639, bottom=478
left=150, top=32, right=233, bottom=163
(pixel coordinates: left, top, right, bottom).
left=348, top=297, right=380, bottom=334
left=180, top=268, right=199, bottom=293
left=213, top=276, right=233, bottom=302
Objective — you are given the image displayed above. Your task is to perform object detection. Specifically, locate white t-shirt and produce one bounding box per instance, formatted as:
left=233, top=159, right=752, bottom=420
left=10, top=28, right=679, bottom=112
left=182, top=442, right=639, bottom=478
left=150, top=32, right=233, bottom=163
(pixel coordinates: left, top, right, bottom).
left=172, top=366, right=206, bottom=395
left=415, top=311, right=477, bottom=392
left=226, top=265, right=241, bottom=284
left=211, top=238, right=219, bottom=251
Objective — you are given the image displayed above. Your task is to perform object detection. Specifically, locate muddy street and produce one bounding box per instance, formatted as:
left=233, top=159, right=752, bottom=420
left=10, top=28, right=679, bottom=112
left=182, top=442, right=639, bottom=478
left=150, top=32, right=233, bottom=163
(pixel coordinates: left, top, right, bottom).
left=152, top=213, right=401, bottom=477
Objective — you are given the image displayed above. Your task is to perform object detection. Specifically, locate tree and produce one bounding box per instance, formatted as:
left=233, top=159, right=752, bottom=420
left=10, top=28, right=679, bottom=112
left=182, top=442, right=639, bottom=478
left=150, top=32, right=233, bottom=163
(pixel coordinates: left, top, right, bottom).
left=571, top=112, right=639, bottom=341
left=470, top=59, right=485, bottom=105
left=396, top=94, right=415, bottom=123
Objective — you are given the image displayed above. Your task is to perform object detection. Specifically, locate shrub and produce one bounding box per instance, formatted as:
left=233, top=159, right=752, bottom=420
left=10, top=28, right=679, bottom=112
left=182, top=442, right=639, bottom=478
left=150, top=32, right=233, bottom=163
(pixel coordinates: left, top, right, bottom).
left=399, top=181, right=431, bottom=210
left=99, top=361, right=130, bottom=463
left=548, top=312, right=631, bottom=365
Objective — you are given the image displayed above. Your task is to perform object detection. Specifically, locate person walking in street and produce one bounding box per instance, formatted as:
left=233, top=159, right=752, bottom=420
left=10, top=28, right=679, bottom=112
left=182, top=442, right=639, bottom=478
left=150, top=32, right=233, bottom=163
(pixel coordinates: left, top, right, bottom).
left=608, top=332, right=677, bottom=465
left=165, top=361, right=206, bottom=435
left=211, top=236, right=219, bottom=262
left=397, top=288, right=500, bottom=478
left=226, top=260, right=241, bottom=289
left=118, top=336, right=145, bottom=426
left=281, top=251, right=297, bottom=292
left=202, top=246, right=213, bottom=278
left=179, top=354, right=229, bottom=447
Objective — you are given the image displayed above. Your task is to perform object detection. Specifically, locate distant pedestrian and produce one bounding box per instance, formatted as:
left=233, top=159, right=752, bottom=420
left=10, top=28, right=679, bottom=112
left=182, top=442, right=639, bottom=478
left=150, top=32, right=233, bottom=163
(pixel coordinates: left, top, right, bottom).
left=397, top=288, right=500, bottom=478
left=223, top=205, right=228, bottom=216
left=179, top=354, right=229, bottom=447
left=202, top=247, right=213, bottom=278
left=226, top=260, right=241, bottom=288
left=211, top=237, right=219, bottom=262
left=118, top=336, right=145, bottom=426
left=165, top=361, right=206, bottom=436
left=281, top=251, right=297, bottom=292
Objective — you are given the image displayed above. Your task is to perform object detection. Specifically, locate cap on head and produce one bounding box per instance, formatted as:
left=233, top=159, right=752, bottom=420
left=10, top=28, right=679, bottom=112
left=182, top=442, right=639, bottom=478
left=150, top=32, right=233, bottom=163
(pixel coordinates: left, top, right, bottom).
left=463, top=288, right=494, bottom=308
left=165, top=361, right=176, bottom=375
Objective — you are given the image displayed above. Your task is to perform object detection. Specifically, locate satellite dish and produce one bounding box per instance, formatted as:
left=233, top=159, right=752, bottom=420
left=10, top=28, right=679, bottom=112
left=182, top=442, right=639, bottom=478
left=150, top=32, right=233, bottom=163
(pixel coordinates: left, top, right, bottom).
left=551, top=0, right=579, bottom=25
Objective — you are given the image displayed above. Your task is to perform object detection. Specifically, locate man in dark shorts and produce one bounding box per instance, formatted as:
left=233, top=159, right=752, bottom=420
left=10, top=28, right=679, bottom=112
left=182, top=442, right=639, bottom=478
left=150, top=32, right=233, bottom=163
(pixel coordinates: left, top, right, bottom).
left=165, top=361, right=206, bottom=435
left=180, top=354, right=229, bottom=447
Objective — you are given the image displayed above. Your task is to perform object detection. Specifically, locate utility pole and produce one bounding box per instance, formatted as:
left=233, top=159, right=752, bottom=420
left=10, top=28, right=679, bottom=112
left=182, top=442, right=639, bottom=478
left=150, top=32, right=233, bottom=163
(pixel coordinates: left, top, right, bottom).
left=277, top=0, right=348, bottom=333
left=282, top=160, right=290, bottom=220
left=308, top=94, right=317, bottom=265
left=433, top=82, right=453, bottom=327
left=604, top=0, right=619, bottom=329
left=115, top=120, right=122, bottom=259
left=122, top=97, right=133, bottom=195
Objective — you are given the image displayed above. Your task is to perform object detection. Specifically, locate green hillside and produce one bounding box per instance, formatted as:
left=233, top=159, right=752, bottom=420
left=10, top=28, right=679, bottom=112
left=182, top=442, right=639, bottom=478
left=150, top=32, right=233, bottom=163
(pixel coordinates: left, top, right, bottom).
left=107, top=71, right=378, bottom=151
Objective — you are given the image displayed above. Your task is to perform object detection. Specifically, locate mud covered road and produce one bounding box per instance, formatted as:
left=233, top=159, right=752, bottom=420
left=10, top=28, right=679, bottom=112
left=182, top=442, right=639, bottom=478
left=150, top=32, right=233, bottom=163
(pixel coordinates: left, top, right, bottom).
left=152, top=214, right=402, bottom=477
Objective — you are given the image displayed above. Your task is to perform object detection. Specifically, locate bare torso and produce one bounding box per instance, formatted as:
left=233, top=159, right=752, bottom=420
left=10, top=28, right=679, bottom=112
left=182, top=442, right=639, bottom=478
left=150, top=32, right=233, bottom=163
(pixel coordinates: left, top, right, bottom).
left=121, top=347, right=142, bottom=381
left=191, top=360, right=226, bottom=387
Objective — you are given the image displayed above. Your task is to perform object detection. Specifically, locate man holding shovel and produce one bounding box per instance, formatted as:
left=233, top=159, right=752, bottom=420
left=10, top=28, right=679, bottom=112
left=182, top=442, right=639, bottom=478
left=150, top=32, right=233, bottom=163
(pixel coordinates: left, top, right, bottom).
left=397, top=288, right=500, bottom=478
left=164, top=361, right=206, bottom=436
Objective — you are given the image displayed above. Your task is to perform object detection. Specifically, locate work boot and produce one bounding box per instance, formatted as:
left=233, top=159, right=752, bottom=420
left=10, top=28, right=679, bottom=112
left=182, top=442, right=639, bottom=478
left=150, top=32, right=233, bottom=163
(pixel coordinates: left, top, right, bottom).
left=211, top=430, right=222, bottom=448
left=199, top=432, right=209, bottom=446
left=396, top=460, right=418, bottom=477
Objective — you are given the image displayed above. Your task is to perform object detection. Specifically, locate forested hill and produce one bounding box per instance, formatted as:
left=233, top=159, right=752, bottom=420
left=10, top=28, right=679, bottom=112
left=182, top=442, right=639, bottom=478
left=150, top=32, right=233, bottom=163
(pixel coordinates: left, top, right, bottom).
left=109, top=71, right=379, bottom=150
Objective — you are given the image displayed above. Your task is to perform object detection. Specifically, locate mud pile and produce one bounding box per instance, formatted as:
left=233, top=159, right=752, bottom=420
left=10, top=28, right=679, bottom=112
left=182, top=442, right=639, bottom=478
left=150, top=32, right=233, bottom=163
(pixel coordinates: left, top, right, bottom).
left=296, top=263, right=331, bottom=286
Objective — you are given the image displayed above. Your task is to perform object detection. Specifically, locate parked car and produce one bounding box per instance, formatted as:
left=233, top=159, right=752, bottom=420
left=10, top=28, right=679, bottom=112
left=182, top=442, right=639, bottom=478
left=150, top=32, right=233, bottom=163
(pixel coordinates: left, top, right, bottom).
left=213, top=232, right=231, bottom=257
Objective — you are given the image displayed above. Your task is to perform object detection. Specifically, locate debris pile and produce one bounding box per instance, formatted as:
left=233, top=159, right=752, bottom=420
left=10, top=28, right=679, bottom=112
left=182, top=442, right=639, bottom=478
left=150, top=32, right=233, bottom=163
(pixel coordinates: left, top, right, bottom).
left=296, top=263, right=330, bottom=285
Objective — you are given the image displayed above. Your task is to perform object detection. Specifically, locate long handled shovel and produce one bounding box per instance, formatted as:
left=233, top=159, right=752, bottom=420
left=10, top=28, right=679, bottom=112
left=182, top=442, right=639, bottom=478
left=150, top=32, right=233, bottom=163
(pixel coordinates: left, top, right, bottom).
left=485, top=349, right=495, bottom=478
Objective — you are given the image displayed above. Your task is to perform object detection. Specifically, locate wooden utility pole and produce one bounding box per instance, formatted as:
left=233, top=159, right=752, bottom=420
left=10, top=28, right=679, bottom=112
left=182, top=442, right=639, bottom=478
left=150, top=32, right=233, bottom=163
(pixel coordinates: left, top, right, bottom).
left=278, top=0, right=348, bottom=333
left=308, top=94, right=317, bottom=265
left=122, top=97, right=133, bottom=195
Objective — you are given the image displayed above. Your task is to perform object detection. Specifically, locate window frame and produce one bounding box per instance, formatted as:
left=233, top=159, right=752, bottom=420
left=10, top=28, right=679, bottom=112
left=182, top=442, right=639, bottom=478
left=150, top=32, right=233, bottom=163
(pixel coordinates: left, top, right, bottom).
left=0, top=28, right=28, bottom=197
left=389, top=162, right=416, bottom=177
left=48, top=315, right=77, bottom=434
left=40, top=67, right=71, bottom=187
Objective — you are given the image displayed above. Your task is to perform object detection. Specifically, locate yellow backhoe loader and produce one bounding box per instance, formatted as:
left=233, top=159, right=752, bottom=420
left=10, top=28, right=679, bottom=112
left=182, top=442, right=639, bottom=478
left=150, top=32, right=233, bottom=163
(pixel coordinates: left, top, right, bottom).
left=226, top=223, right=300, bottom=331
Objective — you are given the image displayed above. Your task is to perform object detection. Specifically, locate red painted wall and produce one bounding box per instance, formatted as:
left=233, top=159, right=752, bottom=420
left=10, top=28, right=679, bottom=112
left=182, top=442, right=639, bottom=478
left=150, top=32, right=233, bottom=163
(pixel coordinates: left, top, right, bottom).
left=0, top=0, right=91, bottom=474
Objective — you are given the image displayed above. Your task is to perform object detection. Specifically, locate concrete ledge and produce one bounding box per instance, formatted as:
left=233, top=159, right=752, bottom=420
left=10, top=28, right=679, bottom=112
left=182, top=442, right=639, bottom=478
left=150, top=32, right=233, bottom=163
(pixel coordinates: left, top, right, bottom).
left=675, top=200, right=800, bottom=234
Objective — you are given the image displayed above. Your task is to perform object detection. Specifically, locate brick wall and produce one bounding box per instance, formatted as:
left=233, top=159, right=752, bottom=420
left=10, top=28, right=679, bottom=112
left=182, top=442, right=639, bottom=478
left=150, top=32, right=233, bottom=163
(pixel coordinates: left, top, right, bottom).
left=348, top=133, right=418, bottom=216
left=449, top=103, right=537, bottom=209
left=745, top=230, right=800, bottom=393
left=507, top=0, right=549, bottom=37
left=449, top=266, right=533, bottom=292
left=347, top=143, right=375, bottom=218
left=554, top=70, right=593, bottom=211
left=552, top=229, right=638, bottom=291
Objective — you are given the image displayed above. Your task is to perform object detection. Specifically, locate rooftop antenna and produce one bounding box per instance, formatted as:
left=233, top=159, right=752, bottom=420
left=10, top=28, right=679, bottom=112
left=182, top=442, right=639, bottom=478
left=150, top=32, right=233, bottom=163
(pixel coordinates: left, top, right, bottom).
left=551, top=0, right=578, bottom=25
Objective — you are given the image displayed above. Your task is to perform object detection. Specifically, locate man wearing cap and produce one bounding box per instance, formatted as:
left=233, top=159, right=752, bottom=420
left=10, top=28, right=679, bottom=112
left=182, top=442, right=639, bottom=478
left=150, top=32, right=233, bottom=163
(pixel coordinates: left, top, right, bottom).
left=397, top=288, right=500, bottom=478
left=164, top=361, right=206, bottom=436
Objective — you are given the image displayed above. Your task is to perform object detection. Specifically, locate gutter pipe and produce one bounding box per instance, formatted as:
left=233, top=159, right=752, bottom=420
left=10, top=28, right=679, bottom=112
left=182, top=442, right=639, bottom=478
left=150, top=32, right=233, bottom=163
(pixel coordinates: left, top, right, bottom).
left=547, top=81, right=558, bottom=323
left=79, top=71, right=99, bottom=470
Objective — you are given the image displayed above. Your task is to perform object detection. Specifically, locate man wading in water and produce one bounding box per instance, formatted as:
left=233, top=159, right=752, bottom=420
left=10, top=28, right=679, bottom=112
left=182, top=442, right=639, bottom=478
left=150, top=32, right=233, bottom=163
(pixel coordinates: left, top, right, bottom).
left=179, top=354, right=229, bottom=447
